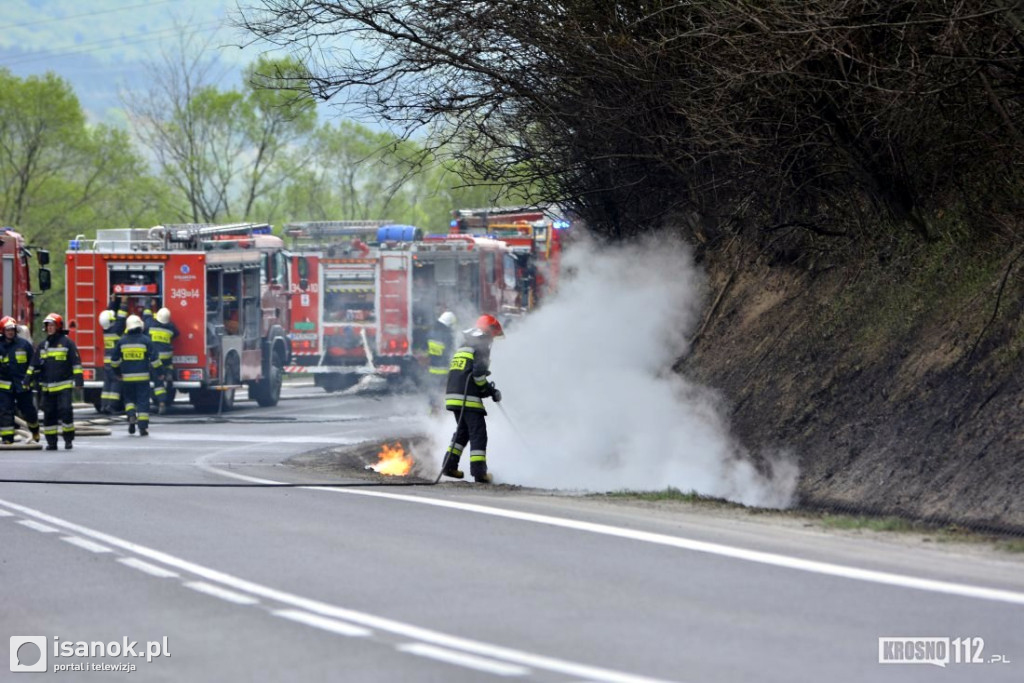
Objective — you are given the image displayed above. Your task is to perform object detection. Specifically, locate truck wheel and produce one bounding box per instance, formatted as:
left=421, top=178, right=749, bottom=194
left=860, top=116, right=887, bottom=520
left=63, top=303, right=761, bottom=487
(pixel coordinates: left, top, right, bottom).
left=252, top=350, right=283, bottom=407
left=220, top=354, right=239, bottom=411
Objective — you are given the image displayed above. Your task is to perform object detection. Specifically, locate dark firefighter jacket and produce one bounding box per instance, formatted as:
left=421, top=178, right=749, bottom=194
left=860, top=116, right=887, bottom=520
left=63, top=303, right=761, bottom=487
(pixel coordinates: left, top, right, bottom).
left=148, top=320, right=179, bottom=362
left=427, top=320, right=455, bottom=376
left=29, top=331, right=84, bottom=393
left=111, top=330, right=162, bottom=383
left=445, top=337, right=495, bottom=413
left=104, top=299, right=129, bottom=364
left=0, top=335, right=35, bottom=392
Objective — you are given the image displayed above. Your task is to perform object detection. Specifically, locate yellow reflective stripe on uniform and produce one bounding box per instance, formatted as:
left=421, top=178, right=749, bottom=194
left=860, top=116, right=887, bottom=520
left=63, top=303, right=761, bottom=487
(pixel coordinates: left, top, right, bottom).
left=122, top=373, right=151, bottom=382
left=428, top=367, right=447, bottom=375
left=427, top=340, right=445, bottom=356
left=14, top=351, right=27, bottom=363
left=43, top=349, right=69, bottom=360
left=445, top=395, right=485, bottom=410
left=449, top=350, right=472, bottom=371
left=42, top=380, right=74, bottom=392
left=0, top=380, right=11, bottom=390
left=150, top=329, right=172, bottom=344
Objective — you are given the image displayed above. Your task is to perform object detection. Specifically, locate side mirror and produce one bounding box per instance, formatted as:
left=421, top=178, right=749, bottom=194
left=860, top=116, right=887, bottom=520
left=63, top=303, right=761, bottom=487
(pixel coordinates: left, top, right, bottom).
left=38, top=267, right=51, bottom=292
left=297, top=256, right=309, bottom=286
left=299, top=277, right=309, bottom=291
left=37, top=249, right=50, bottom=266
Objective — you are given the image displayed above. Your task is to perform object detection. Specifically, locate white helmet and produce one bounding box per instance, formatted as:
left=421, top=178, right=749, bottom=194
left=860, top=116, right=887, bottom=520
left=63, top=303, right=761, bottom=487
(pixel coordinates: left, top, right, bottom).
left=125, top=314, right=144, bottom=332
left=98, top=310, right=114, bottom=330
left=438, top=311, right=457, bottom=328
left=156, top=307, right=171, bottom=324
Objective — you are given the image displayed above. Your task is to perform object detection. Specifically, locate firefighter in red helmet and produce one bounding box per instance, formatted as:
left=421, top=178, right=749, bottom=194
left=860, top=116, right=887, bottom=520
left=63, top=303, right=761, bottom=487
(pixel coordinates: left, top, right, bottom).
left=441, top=314, right=504, bottom=483
left=28, top=313, right=83, bottom=450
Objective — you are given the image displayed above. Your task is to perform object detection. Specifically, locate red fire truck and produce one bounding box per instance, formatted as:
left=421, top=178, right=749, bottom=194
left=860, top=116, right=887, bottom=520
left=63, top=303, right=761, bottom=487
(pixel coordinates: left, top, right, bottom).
left=65, top=224, right=292, bottom=412
left=0, top=226, right=52, bottom=333
left=285, top=222, right=524, bottom=391
left=450, top=204, right=573, bottom=309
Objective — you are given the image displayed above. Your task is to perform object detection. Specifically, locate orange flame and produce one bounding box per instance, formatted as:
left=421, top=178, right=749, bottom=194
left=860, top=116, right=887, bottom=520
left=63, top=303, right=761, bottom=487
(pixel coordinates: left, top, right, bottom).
left=369, top=442, right=413, bottom=476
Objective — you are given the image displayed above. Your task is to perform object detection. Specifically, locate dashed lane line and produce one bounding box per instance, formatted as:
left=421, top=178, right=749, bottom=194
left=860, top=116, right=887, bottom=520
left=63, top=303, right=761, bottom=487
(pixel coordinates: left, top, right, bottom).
left=0, top=496, right=672, bottom=683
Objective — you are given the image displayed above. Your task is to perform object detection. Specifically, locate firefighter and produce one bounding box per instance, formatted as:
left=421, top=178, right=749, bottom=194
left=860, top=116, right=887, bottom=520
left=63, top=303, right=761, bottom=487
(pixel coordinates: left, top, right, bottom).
left=0, top=316, right=40, bottom=444
left=111, top=314, right=161, bottom=436
left=98, top=309, right=124, bottom=414
left=28, top=313, right=83, bottom=450
left=148, top=307, right=179, bottom=414
left=426, top=311, right=457, bottom=414
left=441, top=314, right=504, bottom=483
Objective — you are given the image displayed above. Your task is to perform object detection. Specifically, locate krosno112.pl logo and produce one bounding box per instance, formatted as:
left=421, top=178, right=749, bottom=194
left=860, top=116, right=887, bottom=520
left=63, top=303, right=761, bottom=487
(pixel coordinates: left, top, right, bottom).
left=10, top=637, right=47, bottom=673
left=878, top=637, right=1010, bottom=666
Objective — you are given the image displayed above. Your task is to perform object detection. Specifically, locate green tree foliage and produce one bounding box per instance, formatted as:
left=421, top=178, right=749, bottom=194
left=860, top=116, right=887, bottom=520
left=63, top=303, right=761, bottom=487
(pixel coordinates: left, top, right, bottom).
left=239, top=1, right=1024, bottom=255
left=274, top=119, right=508, bottom=230
left=0, top=68, right=166, bottom=323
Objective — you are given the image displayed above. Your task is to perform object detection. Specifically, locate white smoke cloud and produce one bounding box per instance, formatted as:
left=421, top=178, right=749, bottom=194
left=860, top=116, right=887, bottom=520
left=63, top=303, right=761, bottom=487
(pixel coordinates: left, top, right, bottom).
left=423, top=233, right=798, bottom=508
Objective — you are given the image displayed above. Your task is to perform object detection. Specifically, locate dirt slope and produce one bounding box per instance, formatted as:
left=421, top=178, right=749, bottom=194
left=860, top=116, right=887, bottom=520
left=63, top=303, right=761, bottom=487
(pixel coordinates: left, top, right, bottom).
left=678, top=239, right=1024, bottom=532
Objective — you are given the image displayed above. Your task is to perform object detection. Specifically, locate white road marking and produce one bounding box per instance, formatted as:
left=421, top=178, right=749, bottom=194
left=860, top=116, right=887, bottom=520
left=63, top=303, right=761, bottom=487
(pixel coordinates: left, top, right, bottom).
left=118, top=557, right=179, bottom=578
left=184, top=581, right=260, bottom=605
left=18, top=519, right=58, bottom=533
left=0, top=497, right=671, bottom=683
left=0, top=509, right=12, bottom=516
left=136, top=432, right=352, bottom=445
left=398, top=643, right=529, bottom=677
left=61, top=536, right=112, bottom=553
left=207, top=466, right=1024, bottom=607
left=272, top=609, right=372, bottom=637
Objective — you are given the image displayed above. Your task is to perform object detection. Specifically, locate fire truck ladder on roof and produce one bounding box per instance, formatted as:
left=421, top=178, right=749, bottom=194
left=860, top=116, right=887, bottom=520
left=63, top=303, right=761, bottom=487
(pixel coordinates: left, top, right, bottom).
left=154, top=223, right=272, bottom=249
left=284, top=220, right=393, bottom=242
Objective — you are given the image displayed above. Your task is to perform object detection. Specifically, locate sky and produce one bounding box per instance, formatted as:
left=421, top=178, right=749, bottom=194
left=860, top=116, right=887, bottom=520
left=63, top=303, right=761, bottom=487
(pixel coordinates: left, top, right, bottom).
left=0, top=1, right=267, bottom=122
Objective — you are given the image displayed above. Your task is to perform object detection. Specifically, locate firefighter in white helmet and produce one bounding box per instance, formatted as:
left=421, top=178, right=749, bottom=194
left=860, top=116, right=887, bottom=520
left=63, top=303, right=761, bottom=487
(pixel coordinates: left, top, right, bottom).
left=425, top=310, right=457, bottom=414
left=98, top=309, right=122, bottom=414
left=148, top=307, right=179, bottom=414
left=110, top=315, right=161, bottom=436
left=28, top=313, right=83, bottom=450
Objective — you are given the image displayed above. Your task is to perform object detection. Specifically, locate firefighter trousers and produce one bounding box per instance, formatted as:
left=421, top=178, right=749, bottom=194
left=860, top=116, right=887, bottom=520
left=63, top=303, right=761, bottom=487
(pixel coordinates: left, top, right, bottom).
left=101, top=365, right=122, bottom=413
left=446, top=409, right=489, bottom=477
left=0, top=390, right=38, bottom=443
left=121, top=381, right=151, bottom=431
left=152, top=363, right=172, bottom=408
left=41, top=390, right=74, bottom=446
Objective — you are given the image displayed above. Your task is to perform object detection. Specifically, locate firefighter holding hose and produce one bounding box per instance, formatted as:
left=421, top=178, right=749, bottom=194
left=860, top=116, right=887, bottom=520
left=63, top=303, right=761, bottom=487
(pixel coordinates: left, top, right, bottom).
left=441, top=314, right=504, bottom=483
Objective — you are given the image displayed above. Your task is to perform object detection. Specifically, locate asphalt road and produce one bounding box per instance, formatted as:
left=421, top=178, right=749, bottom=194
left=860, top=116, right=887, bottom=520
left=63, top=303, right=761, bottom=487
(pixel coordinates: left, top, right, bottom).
left=1, top=381, right=1022, bottom=682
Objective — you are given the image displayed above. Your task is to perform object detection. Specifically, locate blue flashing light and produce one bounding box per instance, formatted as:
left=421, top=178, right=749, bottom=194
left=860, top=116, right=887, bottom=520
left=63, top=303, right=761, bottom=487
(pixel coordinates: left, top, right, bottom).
left=554, top=220, right=570, bottom=230
left=69, top=239, right=81, bottom=250
left=450, top=219, right=459, bottom=228
left=252, top=225, right=272, bottom=235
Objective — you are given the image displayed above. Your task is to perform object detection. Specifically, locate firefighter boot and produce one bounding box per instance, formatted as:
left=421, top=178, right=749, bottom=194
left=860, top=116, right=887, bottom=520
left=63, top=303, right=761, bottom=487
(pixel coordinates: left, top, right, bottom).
left=63, top=435, right=73, bottom=450
left=45, top=437, right=58, bottom=451
left=128, top=414, right=136, bottom=435
left=470, top=462, right=492, bottom=484
left=31, top=429, right=40, bottom=443
left=440, top=453, right=464, bottom=479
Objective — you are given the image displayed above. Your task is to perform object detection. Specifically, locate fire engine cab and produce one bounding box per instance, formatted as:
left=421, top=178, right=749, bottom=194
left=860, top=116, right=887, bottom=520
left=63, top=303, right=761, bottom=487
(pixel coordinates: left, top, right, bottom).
left=450, top=204, right=574, bottom=309
left=66, top=224, right=292, bottom=412
left=285, top=222, right=525, bottom=391
left=0, top=226, right=51, bottom=333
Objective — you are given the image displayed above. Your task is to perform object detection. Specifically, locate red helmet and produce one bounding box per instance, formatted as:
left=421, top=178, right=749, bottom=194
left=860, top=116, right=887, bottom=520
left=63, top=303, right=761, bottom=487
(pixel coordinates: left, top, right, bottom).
left=0, top=316, right=16, bottom=331
left=43, top=313, right=63, bottom=330
left=474, top=314, right=504, bottom=339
